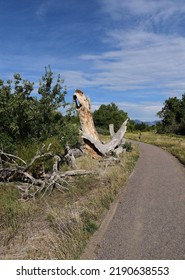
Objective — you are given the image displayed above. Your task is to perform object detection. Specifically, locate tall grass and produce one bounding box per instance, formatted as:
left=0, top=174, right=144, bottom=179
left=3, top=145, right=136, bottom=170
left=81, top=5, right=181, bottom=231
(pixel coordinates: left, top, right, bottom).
left=126, top=131, right=185, bottom=165
left=0, top=144, right=139, bottom=259
left=0, top=184, right=36, bottom=246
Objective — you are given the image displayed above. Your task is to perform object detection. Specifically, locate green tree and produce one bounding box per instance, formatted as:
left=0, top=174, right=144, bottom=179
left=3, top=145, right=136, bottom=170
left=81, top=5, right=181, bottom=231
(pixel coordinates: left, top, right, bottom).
left=127, top=119, right=136, bottom=132
left=0, top=67, right=80, bottom=151
left=0, top=74, right=35, bottom=142
left=93, top=103, right=128, bottom=133
left=134, top=122, right=150, bottom=131
left=178, top=94, right=185, bottom=134
left=34, top=66, right=67, bottom=140
left=157, top=97, right=182, bottom=133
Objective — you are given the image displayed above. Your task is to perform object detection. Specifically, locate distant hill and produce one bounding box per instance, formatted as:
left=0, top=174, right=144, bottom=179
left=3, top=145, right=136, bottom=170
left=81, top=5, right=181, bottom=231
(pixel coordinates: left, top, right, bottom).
left=134, top=120, right=158, bottom=126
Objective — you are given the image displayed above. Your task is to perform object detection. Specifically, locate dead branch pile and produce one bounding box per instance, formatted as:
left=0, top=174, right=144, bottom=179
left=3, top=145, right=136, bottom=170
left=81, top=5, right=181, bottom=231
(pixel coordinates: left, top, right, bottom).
left=0, top=146, right=97, bottom=200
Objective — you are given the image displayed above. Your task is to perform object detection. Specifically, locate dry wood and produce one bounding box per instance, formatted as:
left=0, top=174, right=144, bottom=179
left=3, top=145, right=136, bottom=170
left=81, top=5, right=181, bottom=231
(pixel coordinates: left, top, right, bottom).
left=0, top=146, right=97, bottom=200
left=0, top=150, right=26, bottom=165
left=23, top=152, right=53, bottom=172
left=73, top=89, right=128, bottom=157
left=61, top=169, right=98, bottom=177
left=82, top=119, right=128, bottom=155
left=109, top=124, right=115, bottom=138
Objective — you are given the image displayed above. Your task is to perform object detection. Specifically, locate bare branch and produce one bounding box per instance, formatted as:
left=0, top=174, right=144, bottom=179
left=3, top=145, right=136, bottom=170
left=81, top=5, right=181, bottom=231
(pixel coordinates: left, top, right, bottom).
left=109, top=124, right=115, bottom=138
left=82, top=119, right=128, bottom=155
left=0, top=150, right=26, bottom=165
left=60, top=169, right=98, bottom=177
left=23, top=152, right=53, bottom=172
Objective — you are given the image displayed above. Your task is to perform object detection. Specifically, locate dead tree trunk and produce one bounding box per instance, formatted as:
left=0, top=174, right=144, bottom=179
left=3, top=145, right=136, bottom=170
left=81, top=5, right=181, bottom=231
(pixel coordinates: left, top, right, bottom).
left=73, top=89, right=128, bottom=157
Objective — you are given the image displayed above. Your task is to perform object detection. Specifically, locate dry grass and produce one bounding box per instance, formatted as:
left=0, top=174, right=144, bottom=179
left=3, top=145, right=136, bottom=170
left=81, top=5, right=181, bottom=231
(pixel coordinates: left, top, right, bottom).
left=0, top=143, right=139, bottom=260
left=126, top=131, right=185, bottom=165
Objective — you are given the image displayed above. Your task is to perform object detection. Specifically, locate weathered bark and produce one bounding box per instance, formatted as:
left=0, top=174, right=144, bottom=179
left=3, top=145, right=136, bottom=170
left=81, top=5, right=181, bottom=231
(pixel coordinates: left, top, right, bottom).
left=73, top=90, right=100, bottom=141
left=109, top=124, right=115, bottom=138
left=82, top=119, right=127, bottom=155
left=65, top=146, right=77, bottom=169
left=73, top=89, right=128, bottom=157
left=73, top=89, right=101, bottom=158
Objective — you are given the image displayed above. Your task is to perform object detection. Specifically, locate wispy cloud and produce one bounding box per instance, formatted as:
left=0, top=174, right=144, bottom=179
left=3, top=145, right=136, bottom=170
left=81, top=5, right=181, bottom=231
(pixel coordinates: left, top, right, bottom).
left=100, top=0, right=185, bottom=22
left=36, top=0, right=55, bottom=21
left=80, top=30, right=185, bottom=93
left=76, top=0, right=185, bottom=96
left=117, top=101, right=163, bottom=121
left=1, top=0, right=185, bottom=121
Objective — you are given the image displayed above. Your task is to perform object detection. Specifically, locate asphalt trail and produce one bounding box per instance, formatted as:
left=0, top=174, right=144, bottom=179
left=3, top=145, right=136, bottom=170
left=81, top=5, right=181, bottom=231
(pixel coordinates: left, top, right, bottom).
left=82, top=142, right=185, bottom=259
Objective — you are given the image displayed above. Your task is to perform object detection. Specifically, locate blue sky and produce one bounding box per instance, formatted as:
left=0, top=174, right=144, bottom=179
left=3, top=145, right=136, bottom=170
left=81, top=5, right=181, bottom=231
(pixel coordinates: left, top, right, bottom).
left=1, top=0, right=185, bottom=121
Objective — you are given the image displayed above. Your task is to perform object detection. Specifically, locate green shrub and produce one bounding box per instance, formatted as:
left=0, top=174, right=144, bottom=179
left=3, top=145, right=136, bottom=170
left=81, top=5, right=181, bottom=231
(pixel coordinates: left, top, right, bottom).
left=122, top=142, right=133, bottom=152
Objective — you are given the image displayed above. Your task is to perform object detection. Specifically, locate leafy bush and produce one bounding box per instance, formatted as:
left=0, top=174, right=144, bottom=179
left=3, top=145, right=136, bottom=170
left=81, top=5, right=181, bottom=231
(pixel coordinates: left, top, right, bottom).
left=122, top=142, right=133, bottom=152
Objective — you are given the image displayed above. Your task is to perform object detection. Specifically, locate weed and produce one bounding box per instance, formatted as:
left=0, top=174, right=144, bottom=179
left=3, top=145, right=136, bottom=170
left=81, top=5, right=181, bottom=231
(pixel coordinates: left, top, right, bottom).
left=81, top=210, right=99, bottom=234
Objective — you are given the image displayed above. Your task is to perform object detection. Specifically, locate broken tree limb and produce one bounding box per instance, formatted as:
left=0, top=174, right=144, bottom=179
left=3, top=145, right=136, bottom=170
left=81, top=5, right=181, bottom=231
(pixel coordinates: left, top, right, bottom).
left=23, top=152, right=53, bottom=172
left=60, top=169, right=98, bottom=177
left=73, top=89, right=128, bottom=157
left=64, top=146, right=77, bottom=169
left=109, top=124, right=115, bottom=138
left=0, top=150, right=26, bottom=166
left=83, top=119, right=128, bottom=156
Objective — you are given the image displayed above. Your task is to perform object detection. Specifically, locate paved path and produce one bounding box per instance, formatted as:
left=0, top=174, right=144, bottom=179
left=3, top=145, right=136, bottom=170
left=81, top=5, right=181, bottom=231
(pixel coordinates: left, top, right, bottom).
left=82, top=142, right=185, bottom=259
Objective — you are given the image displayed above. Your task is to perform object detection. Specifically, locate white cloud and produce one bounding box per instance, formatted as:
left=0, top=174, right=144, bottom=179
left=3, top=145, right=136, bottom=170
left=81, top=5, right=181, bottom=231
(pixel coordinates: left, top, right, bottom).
left=80, top=30, right=185, bottom=92
left=99, top=0, right=185, bottom=21
left=2, top=0, right=185, bottom=122
left=117, top=101, right=162, bottom=121
left=62, top=70, right=96, bottom=90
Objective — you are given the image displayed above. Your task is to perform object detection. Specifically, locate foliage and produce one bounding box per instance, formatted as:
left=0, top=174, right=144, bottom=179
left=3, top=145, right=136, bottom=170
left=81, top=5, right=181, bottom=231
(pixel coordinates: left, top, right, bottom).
left=59, top=115, right=81, bottom=148
left=127, top=119, right=136, bottom=132
left=134, top=122, right=151, bottom=131
left=93, top=102, right=128, bottom=132
left=92, top=102, right=153, bottom=133
left=122, top=141, right=133, bottom=152
left=127, top=120, right=154, bottom=132
left=157, top=94, right=185, bottom=135
left=0, top=67, right=80, bottom=152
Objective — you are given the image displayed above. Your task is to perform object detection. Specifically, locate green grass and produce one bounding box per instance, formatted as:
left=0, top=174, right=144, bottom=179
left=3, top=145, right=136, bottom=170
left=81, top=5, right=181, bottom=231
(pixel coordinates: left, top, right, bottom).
left=126, top=131, right=185, bottom=165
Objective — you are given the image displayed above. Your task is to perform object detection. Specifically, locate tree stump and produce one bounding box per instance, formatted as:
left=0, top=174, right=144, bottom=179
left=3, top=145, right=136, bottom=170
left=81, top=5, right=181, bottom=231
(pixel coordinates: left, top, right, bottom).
left=73, top=89, right=128, bottom=158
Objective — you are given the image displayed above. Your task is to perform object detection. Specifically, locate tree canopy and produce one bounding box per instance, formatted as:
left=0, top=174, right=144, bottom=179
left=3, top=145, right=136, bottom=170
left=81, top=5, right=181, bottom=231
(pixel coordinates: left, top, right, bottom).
left=157, top=94, right=185, bottom=135
left=93, top=102, right=128, bottom=133
left=0, top=67, right=79, bottom=152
